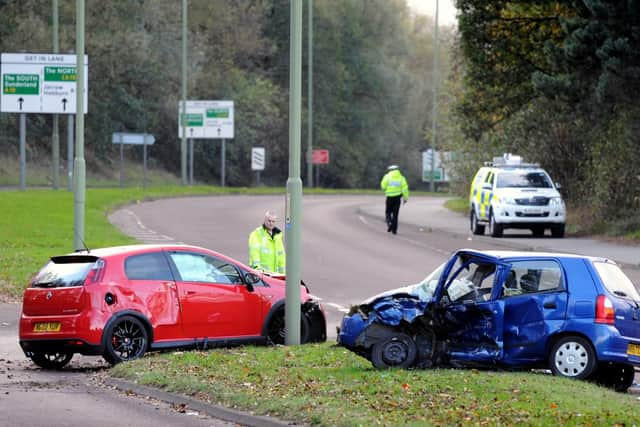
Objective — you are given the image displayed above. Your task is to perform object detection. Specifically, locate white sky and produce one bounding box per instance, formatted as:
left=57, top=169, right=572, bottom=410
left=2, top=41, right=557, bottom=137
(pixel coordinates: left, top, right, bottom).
left=407, top=0, right=458, bottom=27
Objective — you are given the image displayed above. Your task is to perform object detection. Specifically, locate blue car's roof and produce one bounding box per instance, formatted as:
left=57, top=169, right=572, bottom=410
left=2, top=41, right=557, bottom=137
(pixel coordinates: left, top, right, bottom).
left=455, top=249, right=611, bottom=264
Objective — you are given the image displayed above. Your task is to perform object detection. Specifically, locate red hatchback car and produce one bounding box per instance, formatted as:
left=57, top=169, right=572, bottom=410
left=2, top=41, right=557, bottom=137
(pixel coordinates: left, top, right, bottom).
left=19, top=244, right=326, bottom=368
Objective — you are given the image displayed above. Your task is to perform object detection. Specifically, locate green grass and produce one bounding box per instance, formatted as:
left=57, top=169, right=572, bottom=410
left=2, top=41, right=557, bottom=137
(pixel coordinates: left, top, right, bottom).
left=110, top=343, right=640, bottom=426
left=444, top=197, right=469, bottom=214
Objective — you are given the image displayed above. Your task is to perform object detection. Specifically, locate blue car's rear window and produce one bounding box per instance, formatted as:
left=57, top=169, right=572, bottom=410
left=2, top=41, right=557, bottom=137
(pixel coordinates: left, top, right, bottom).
left=593, top=261, right=640, bottom=301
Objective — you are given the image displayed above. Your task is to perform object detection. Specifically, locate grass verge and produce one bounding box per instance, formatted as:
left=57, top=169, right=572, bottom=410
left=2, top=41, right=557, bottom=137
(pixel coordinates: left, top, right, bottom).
left=111, top=342, right=640, bottom=426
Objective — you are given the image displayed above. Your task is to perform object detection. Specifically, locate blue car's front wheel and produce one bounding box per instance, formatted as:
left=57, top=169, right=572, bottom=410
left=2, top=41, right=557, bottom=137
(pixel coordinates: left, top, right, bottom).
left=371, top=333, right=417, bottom=369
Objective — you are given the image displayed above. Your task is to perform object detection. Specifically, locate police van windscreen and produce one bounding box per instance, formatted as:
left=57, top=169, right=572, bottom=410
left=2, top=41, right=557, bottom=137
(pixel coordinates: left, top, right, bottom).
left=496, top=171, right=553, bottom=188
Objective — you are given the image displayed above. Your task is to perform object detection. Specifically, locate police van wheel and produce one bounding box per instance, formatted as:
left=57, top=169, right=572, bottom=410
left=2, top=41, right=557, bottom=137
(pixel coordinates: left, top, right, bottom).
left=551, top=224, right=565, bottom=238
left=532, top=226, right=545, bottom=237
left=470, top=210, right=485, bottom=235
left=489, top=211, right=503, bottom=237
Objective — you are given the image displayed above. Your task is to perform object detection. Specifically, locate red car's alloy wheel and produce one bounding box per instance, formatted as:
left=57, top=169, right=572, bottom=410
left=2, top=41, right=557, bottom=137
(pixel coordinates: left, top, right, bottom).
left=103, top=316, right=148, bottom=365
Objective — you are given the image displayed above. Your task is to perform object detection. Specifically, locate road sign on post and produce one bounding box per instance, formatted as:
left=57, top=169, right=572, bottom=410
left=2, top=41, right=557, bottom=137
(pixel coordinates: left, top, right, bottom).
left=112, top=133, right=155, bottom=145
left=251, top=147, right=265, bottom=171
left=1, top=53, right=88, bottom=114
left=312, top=149, right=329, bottom=164
left=112, top=132, right=155, bottom=188
left=178, top=100, right=234, bottom=139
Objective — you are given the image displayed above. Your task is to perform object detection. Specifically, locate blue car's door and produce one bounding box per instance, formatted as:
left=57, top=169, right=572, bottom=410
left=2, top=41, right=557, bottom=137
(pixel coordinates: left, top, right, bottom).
left=435, top=252, right=506, bottom=365
left=499, top=259, right=568, bottom=365
left=443, top=299, right=505, bottom=365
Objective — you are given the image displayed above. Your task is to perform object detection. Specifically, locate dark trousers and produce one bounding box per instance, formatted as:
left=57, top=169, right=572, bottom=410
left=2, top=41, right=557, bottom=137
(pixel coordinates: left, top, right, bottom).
left=385, top=195, right=402, bottom=234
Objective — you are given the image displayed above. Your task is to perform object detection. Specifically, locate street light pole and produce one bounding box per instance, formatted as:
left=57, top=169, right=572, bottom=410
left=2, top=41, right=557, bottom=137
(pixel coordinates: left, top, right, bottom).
left=52, top=0, right=60, bottom=189
left=181, top=0, right=188, bottom=185
left=306, top=0, right=313, bottom=188
left=285, top=0, right=303, bottom=346
left=73, top=0, right=86, bottom=251
left=430, top=0, right=439, bottom=193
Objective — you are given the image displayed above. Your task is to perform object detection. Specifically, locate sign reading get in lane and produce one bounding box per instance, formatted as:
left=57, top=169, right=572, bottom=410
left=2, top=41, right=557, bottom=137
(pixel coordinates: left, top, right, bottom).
left=178, top=100, right=234, bottom=139
left=1, top=53, right=88, bottom=114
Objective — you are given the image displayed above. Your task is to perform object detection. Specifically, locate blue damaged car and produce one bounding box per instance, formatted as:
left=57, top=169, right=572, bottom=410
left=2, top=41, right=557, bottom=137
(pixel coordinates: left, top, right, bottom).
left=337, top=249, right=640, bottom=391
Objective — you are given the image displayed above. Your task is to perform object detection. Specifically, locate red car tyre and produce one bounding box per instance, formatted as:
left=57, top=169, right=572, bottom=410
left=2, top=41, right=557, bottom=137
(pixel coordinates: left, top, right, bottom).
left=103, top=315, right=148, bottom=365
left=30, top=352, right=73, bottom=369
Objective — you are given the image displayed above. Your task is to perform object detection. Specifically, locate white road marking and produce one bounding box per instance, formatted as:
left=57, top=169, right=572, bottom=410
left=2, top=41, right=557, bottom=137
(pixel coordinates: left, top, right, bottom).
left=325, top=302, right=349, bottom=313
left=121, top=209, right=178, bottom=243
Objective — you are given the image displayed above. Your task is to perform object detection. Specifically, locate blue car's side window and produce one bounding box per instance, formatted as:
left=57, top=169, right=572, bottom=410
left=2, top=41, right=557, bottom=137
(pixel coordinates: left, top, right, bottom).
left=502, top=260, right=563, bottom=298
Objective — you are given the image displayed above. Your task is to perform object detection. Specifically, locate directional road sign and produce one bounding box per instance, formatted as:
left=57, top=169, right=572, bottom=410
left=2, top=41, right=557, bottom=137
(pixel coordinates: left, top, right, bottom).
left=112, top=132, right=155, bottom=145
left=1, top=53, right=88, bottom=114
left=178, top=100, right=234, bottom=139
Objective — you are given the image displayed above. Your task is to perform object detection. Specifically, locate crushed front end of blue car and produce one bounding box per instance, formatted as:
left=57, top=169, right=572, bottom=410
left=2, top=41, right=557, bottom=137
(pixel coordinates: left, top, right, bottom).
left=337, top=248, right=640, bottom=392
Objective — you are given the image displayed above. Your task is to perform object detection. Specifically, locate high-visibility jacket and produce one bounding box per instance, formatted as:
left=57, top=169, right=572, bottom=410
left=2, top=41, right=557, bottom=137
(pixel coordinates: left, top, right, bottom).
left=380, top=169, right=409, bottom=199
left=248, top=226, right=286, bottom=274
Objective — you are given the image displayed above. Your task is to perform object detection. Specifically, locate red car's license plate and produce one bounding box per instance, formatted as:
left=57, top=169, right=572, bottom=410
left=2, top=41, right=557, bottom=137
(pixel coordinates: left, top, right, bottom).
left=627, top=343, right=640, bottom=357
left=33, top=322, right=61, bottom=332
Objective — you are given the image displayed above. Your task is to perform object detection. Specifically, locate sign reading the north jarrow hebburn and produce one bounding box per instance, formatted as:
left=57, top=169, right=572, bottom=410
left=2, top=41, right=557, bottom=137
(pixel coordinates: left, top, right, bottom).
left=178, top=100, right=234, bottom=139
left=0, top=53, right=89, bottom=114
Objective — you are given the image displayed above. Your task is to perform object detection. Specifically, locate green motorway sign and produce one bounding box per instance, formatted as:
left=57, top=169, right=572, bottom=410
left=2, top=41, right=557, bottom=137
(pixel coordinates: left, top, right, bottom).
left=180, top=113, right=203, bottom=127
left=44, top=66, right=77, bottom=82
left=422, top=169, right=443, bottom=182
left=206, top=108, right=229, bottom=118
left=2, top=74, right=39, bottom=95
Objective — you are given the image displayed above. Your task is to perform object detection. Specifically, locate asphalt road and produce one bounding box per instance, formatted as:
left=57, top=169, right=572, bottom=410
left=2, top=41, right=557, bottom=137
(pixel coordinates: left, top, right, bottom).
left=3, top=194, right=639, bottom=426
left=109, top=194, right=640, bottom=337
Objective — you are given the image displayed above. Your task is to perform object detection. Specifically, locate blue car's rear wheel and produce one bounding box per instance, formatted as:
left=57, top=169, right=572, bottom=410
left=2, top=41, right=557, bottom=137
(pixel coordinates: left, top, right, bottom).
left=371, top=333, right=417, bottom=369
left=549, top=336, right=596, bottom=379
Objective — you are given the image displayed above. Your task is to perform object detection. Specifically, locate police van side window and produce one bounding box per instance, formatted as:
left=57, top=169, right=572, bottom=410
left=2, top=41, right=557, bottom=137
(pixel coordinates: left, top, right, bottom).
left=484, top=171, right=494, bottom=188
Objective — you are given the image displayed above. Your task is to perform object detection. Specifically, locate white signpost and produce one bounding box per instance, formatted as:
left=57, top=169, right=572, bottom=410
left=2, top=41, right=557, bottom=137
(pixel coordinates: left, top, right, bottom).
left=251, top=147, right=265, bottom=171
left=112, top=132, right=155, bottom=188
left=178, top=100, right=234, bottom=186
left=178, top=100, right=234, bottom=139
left=1, top=53, right=88, bottom=114
left=251, top=146, right=265, bottom=186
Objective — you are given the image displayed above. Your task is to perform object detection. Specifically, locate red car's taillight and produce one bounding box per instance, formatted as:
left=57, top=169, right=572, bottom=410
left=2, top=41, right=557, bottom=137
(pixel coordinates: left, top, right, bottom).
left=84, top=259, right=106, bottom=284
left=595, top=294, right=615, bottom=324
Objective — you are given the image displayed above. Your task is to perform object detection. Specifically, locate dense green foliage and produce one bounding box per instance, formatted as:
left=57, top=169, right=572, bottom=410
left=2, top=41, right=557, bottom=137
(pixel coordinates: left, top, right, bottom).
left=111, top=343, right=640, bottom=426
left=451, top=1, right=640, bottom=232
left=0, top=0, right=454, bottom=189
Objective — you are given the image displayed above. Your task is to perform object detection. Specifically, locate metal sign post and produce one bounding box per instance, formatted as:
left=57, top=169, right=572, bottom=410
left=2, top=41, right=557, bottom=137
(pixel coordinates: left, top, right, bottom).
left=311, top=149, right=329, bottom=188
left=251, top=146, right=265, bottom=186
left=178, top=100, right=234, bottom=186
left=112, top=132, right=155, bottom=187
left=189, top=138, right=194, bottom=185
left=1, top=52, right=88, bottom=191
left=19, top=113, right=26, bottom=190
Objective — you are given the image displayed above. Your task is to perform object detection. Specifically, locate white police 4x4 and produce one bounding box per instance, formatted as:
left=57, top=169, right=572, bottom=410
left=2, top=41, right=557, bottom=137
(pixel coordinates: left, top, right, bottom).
left=469, top=156, right=566, bottom=238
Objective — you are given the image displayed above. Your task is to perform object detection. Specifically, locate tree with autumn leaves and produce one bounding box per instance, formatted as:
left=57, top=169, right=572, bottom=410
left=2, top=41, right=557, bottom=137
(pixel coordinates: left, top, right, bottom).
left=452, top=0, right=640, bottom=230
